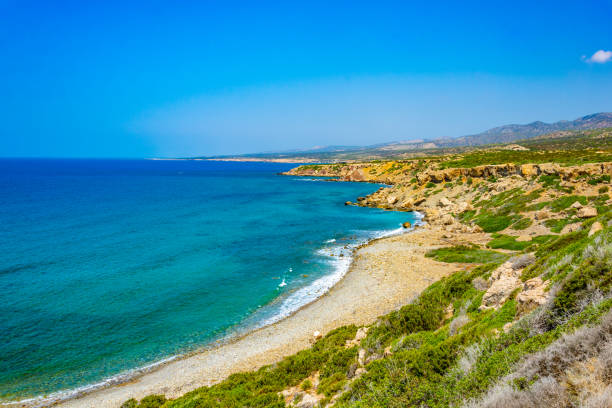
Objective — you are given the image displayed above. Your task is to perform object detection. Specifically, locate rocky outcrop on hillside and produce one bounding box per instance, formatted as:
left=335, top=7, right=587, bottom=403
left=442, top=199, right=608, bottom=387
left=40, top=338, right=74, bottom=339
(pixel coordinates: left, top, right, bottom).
left=284, top=162, right=612, bottom=186
left=284, top=160, right=611, bottom=239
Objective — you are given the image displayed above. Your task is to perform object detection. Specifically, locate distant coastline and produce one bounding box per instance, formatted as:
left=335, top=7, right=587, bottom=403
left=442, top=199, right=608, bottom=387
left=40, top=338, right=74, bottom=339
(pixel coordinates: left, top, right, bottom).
left=149, top=157, right=322, bottom=163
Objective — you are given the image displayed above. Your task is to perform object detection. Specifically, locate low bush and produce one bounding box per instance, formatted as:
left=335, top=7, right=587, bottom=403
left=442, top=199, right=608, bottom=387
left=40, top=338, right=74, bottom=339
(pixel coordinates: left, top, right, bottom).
left=426, top=245, right=507, bottom=264
left=475, top=212, right=519, bottom=232
left=510, top=217, right=532, bottom=230
left=487, top=234, right=531, bottom=251
left=548, top=195, right=587, bottom=212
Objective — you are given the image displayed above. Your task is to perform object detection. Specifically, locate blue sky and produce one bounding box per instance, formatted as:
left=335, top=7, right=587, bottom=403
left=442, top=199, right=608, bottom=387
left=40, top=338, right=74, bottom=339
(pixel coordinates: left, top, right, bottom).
left=1, top=1, right=611, bottom=158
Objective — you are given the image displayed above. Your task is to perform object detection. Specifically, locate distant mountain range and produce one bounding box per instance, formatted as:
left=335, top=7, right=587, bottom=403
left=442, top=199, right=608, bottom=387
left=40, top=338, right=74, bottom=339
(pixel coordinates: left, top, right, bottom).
left=198, top=112, right=612, bottom=161
left=436, top=112, right=612, bottom=148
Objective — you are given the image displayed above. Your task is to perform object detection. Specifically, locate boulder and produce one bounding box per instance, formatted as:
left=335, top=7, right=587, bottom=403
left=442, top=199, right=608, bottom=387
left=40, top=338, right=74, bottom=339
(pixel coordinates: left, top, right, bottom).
left=413, top=197, right=426, bottom=206
left=346, top=327, right=369, bottom=348
left=539, top=163, right=561, bottom=175
left=516, top=277, right=549, bottom=315
left=470, top=224, right=484, bottom=233
left=312, top=331, right=323, bottom=341
left=560, top=223, right=581, bottom=234
left=358, top=348, right=366, bottom=366
left=570, top=201, right=583, bottom=209
left=577, top=206, right=597, bottom=218
left=387, top=195, right=398, bottom=205
left=589, top=221, right=603, bottom=237
left=534, top=210, right=551, bottom=220
left=296, top=394, right=320, bottom=408
left=402, top=222, right=412, bottom=229
left=440, top=214, right=455, bottom=225
left=480, top=262, right=522, bottom=310
left=365, top=353, right=382, bottom=365
left=354, top=367, right=366, bottom=377
left=424, top=208, right=441, bottom=222
left=520, top=164, right=539, bottom=177
left=348, top=169, right=366, bottom=182
left=438, top=197, right=453, bottom=207
left=457, top=201, right=471, bottom=212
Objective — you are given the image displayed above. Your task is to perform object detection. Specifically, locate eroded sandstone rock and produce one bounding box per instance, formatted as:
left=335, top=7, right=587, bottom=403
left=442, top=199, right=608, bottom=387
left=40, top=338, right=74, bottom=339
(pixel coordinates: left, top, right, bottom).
left=480, top=261, right=523, bottom=310
left=589, top=221, right=603, bottom=236
left=516, top=277, right=549, bottom=315
left=577, top=207, right=597, bottom=218
left=561, top=223, right=582, bottom=234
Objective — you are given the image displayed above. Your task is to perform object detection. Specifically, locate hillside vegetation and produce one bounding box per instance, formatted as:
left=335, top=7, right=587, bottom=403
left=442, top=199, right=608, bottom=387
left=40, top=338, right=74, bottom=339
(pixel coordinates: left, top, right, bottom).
left=126, top=130, right=612, bottom=408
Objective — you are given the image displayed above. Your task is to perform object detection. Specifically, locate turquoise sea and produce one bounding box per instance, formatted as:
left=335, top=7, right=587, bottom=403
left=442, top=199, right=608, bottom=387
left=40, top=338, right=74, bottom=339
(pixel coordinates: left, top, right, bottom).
left=0, top=159, right=418, bottom=404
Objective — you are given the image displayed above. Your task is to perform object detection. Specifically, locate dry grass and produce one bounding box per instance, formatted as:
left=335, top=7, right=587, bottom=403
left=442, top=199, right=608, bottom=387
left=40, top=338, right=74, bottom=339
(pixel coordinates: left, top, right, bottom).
left=464, top=309, right=612, bottom=408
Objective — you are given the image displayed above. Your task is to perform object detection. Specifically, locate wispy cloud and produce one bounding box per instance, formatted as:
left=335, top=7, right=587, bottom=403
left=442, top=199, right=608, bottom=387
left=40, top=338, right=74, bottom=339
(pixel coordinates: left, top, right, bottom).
left=583, top=50, right=612, bottom=64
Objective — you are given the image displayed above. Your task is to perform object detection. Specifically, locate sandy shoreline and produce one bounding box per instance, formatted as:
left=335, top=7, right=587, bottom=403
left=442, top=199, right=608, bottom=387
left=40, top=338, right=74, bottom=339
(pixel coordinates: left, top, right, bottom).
left=16, top=225, right=481, bottom=408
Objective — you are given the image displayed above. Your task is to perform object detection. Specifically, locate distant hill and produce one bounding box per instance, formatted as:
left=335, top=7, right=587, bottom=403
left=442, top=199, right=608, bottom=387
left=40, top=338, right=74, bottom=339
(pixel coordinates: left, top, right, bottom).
left=194, top=112, right=612, bottom=161
left=437, top=112, right=612, bottom=147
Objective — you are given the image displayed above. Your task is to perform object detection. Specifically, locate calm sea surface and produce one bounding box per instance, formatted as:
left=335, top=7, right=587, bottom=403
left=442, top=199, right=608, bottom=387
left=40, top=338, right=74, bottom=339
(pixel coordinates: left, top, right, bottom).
left=0, top=159, right=417, bottom=402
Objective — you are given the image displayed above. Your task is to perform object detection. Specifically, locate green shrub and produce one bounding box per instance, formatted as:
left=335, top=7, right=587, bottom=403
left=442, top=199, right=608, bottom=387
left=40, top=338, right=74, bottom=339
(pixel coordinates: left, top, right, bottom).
left=511, top=217, right=532, bottom=230
left=588, top=175, right=611, bottom=185
left=138, top=395, right=166, bottom=408
left=318, top=372, right=346, bottom=397
left=544, top=217, right=579, bottom=233
left=487, top=234, right=531, bottom=251
left=474, top=212, right=518, bottom=232
left=426, top=245, right=507, bottom=263
left=599, top=186, right=609, bottom=194
left=425, top=182, right=436, bottom=188
left=458, top=210, right=477, bottom=223
left=300, top=379, right=312, bottom=391
left=120, top=399, right=138, bottom=408
left=539, top=174, right=561, bottom=188
left=548, top=195, right=587, bottom=212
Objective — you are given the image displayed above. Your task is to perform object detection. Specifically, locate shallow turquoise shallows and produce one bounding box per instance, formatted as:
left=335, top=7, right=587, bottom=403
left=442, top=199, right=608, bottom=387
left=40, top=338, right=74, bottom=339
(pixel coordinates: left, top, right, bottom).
left=0, top=159, right=417, bottom=402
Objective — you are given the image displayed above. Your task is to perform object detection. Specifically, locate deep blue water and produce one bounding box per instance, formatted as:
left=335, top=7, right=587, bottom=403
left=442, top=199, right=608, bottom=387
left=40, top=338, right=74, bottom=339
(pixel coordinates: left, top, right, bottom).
left=0, top=159, right=416, bottom=402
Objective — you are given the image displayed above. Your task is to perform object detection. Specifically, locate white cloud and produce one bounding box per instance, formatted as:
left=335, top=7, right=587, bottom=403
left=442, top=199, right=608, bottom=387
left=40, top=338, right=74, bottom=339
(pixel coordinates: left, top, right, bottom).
left=584, top=50, right=612, bottom=64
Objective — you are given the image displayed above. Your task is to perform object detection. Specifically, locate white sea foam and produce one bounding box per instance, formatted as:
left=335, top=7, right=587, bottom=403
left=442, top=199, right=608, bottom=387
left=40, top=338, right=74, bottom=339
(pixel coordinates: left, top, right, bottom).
left=292, top=177, right=332, bottom=182
left=257, top=214, right=422, bottom=328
